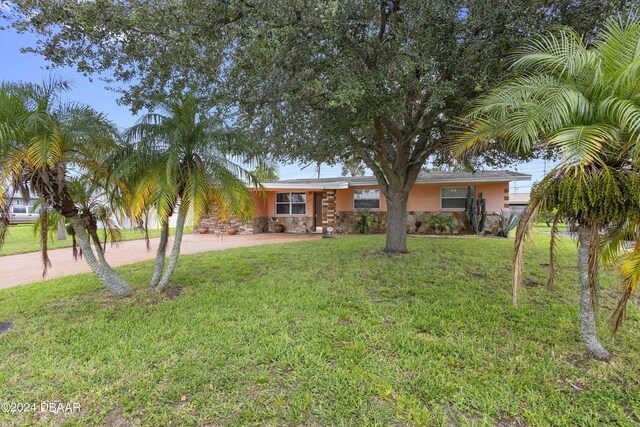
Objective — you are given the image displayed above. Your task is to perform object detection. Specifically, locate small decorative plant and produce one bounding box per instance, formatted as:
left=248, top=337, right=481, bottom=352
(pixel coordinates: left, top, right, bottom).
left=465, top=186, right=486, bottom=234
left=353, top=209, right=374, bottom=234
left=426, top=214, right=454, bottom=234
left=496, top=210, right=521, bottom=237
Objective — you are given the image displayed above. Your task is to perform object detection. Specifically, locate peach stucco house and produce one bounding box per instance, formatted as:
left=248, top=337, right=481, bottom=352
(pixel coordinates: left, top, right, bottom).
left=198, top=170, right=531, bottom=234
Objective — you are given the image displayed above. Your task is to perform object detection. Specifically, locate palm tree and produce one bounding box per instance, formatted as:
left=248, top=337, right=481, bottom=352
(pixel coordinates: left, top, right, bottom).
left=115, top=93, right=255, bottom=292
left=0, top=78, right=132, bottom=296
left=455, top=15, right=640, bottom=360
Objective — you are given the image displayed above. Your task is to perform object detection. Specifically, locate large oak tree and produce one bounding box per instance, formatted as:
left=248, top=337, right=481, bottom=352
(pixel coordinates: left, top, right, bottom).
left=228, top=0, right=631, bottom=252
left=5, top=0, right=632, bottom=252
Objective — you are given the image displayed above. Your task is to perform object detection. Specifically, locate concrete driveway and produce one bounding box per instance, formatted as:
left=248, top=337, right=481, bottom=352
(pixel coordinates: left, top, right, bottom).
left=0, top=233, right=321, bottom=290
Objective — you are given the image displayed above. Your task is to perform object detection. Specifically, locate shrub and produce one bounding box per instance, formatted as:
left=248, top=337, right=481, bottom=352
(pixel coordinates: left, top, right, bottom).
left=426, top=214, right=454, bottom=233
left=353, top=209, right=374, bottom=234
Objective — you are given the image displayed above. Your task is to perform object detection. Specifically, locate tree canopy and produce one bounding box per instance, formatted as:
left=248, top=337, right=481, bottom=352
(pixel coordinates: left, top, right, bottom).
left=4, top=0, right=635, bottom=252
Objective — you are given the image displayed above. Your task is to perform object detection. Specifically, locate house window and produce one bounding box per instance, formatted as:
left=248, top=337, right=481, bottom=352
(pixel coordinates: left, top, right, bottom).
left=353, top=189, right=380, bottom=209
left=441, top=187, right=472, bottom=210
left=276, top=192, right=306, bottom=215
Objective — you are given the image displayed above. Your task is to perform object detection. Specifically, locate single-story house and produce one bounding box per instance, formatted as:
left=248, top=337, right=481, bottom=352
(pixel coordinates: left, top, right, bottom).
left=198, top=170, right=531, bottom=234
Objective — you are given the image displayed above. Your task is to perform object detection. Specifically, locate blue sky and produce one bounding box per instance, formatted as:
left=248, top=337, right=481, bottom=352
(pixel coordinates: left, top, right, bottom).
left=0, top=25, right=546, bottom=192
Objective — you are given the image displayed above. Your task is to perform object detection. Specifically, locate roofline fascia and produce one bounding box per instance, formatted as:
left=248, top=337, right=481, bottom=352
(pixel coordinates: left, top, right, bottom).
left=413, top=175, right=532, bottom=184
left=258, top=182, right=350, bottom=190
left=258, top=174, right=532, bottom=190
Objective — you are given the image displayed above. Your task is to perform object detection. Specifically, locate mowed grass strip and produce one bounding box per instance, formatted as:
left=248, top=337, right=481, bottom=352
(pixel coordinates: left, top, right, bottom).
left=0, top=224, right=193, bottom=257
left=0, top=234, right=638, bottom=426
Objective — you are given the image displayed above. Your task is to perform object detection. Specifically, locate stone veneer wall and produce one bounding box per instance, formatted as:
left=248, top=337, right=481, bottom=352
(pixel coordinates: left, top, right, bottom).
left=335, top=210, right=503, bottom=235
left=253, top=216, right=315, bottom=233
left=197, top=203, right=255, bottom=234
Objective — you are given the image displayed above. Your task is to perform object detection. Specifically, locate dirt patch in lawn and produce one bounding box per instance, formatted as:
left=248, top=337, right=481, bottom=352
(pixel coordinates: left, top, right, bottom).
left=524, top=279, right=543, bottom=287
left=467, top=271, right=489, bottom=279
left=165, top=286, right=184, bottom=300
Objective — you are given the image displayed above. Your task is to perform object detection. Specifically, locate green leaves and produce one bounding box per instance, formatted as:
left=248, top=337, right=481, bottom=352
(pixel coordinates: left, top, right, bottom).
left=117, top=92, right=255, bottom=227
left=511, top=28, right=593, bottom=78
left=545, top=125, right=616, bottom=167
left=459, top=13, right=640, bottom=171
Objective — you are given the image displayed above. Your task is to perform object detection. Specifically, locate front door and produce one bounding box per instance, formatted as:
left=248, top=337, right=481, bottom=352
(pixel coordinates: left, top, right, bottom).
left=314, top=192, right=323, bottom=230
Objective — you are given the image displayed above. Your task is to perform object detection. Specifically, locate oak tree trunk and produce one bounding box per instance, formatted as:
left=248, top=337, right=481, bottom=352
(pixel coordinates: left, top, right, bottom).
left=384, top=190, right=409, bottom=253
left=69, top=216, right=131, bottom=296
left=150, top=220, right=170, bottom=287
left=155, top=207, right=187, bottom=292
left=577, top=227, right=612, bottom=361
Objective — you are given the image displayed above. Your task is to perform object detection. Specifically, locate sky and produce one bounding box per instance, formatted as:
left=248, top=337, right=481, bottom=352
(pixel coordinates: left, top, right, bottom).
left=0, top=25, right=548, bottom=193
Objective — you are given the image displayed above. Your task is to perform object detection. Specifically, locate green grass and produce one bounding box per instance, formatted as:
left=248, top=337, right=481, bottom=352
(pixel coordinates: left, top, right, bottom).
left=0, top=225, right=193, bottom=257
left=0, top=233, right=639, bottom=426
left=532, top=222, right=570, bottom=233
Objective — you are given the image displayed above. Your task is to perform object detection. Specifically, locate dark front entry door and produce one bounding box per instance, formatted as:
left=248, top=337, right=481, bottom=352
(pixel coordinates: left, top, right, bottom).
left=314, top=192, right=323, bottom=230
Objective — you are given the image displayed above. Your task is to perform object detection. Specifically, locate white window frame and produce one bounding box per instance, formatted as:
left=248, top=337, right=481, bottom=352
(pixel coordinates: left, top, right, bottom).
left=11, top=205, right=29, bottom=214
left=353, top=189, right=381, bottom=210
left=275, top=192, right=306, bottom=216
left=440, top=186, right=473, bottom=211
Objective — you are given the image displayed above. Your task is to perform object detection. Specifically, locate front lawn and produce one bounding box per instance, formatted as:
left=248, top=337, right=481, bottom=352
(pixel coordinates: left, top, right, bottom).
left=0, top=224, right=193, bottom=257
left=0, top=233, right=638, bottom=425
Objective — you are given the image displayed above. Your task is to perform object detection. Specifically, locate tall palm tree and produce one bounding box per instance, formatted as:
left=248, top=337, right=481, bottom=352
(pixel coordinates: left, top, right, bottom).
left=115, top=93, right=255, bottom=292
left=454, top=15, right=640, bottom=360
left=0, top=78, right=132, bottom=295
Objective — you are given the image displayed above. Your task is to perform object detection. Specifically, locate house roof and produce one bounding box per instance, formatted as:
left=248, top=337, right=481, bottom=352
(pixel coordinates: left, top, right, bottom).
left=261, top=170, right=531, bottom=190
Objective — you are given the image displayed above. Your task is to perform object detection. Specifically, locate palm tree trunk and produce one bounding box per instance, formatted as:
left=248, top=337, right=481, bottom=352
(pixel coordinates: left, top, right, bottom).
left=150, top=220, right=170, bottom=287
left=69, top=216, right=131, bottom=296
left=155, top=207, right=187, bottom=292
left=577, top=227, right=612, bottom=360
left=90, top=230, right=109, bottom=266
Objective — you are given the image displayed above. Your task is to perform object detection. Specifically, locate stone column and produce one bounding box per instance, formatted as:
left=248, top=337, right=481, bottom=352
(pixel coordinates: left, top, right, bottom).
left=322, top=190, right=336, bottom=234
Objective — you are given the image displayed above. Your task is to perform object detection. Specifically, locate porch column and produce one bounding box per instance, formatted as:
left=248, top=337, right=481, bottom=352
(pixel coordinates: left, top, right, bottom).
left=322, top=190, right=336, bottom=234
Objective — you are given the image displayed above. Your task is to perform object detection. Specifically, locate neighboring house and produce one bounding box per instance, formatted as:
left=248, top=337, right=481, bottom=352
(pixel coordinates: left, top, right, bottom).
left=4, top=189, right=183, bottom=230
left=199, top=170, right=531, bottom=234
left=508, top=192, right=530, bottom=216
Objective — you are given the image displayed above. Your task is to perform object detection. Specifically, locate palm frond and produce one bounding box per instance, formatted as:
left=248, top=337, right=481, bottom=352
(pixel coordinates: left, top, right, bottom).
left=611, top=238, right=640, bottom=332
left=547, top=210, right=564, bottom=290
left=38, top=205, right=52, bottom=276
left=599, top=97, right=640, bottom=148
left=587, top=221, right=601, bottom=315
left=600, top=221, right=639, bottom=267
left=0, top=191, right=9, bottom=249
left=511, top=28, right=595, bottom=79
left=513, top=179, right=551, bottom=306
left=545, top=125, right=615, bottom=168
